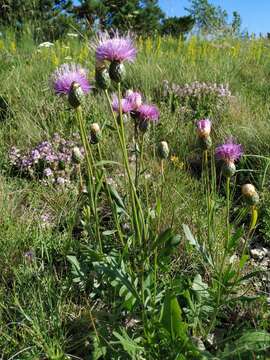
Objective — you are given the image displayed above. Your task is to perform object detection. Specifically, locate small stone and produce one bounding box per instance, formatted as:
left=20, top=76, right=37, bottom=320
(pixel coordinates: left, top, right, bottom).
left=206, top=333, right=215, bottom=346
left=250, top=248, right=267, bottom=260
left=191, top=336, right=205, bottom=351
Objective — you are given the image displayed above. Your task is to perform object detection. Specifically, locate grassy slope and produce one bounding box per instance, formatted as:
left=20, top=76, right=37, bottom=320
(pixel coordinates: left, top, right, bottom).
left=0, top=35, right=270, bottom=358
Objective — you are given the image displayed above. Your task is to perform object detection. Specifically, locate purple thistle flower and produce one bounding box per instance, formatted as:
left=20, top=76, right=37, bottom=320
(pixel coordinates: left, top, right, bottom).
left=94, top=31, right=137, bottom=63
left=51, top=63, right=91, bottom=95
left=112, top=94, right=133, bottom=114
left=197, top=119, right=211, bottom=138
left=125, top=90, right=142, bottom=111
left=137, top=104, right=160, bottom=122
left=215, top=137, right=243, bottom=163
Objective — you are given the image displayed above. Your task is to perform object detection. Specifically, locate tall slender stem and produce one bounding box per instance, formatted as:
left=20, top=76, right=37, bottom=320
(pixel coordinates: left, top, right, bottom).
left=75, top=107, right=102, bottom=253
left=206, top=175, right=231, bottom=337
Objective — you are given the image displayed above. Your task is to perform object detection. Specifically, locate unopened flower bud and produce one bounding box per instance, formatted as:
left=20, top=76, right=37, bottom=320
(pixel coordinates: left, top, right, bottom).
left=95, top=67, right=111, bottom=90
left=109, top=61, right=126, bottom=83
left=90, top=123, right=101, bottom=144
left=117, top=113, right=129, bottom=125
left=68, top=82, right=84, bottom=108
left=158, top=141, right=169, bottom=160
left=242, top=183, right=259, bottom=205
left=72, top=146, right=84, bottom=163
left=223, top=161, right=236, bottom=177
left=197, top=119, right=212, bottom=138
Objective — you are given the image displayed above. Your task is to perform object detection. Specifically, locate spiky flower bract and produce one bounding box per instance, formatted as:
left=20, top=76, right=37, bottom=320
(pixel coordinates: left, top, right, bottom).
left=215, top=137, right=243, bottom=163
left=51, top=63, right=91, bottom=95
left=94, top=31, right=137, bottom=63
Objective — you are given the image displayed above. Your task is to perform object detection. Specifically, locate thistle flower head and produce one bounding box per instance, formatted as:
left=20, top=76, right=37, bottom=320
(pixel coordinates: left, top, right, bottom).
left=137, top=104, right=160, bottom=122
left=125, top=90, right=142, bottom=111
left=215, top=137, right=243, bottom=164
left=93, top=30, right=137, bottom=63
left=112, top=94, right=133, bottom=114
left=51, top=63, right=91, bottom=95
left=197, top=119, right=211, bottom=138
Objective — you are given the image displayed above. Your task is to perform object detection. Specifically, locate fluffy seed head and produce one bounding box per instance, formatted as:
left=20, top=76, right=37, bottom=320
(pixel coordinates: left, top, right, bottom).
left=90, top=123, right=102, bottom=144
left=93, top=30, right=137, bottom=63
left=158, top=141, right=170, bottom=159
left=241, top=183, right=259, bottom=205
left=215, top=137, right=243, bottom=163
left=242, top=184, right=256, bottom=197
left=51, top=63, right=91, bottom=95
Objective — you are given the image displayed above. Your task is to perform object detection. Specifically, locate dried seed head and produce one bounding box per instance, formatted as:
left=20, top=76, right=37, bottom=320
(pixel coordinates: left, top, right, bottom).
left=158, top=141, right=169, bottom=160
left=90, top=123, right=101, bottom=144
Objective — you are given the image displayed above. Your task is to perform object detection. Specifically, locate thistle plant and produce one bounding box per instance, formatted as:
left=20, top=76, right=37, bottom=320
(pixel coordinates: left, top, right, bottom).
left=91, top=31, right=174, bottom=342
left=194, top=128, right=261, bottom=337
left=51, top=63, right=103, bottom=252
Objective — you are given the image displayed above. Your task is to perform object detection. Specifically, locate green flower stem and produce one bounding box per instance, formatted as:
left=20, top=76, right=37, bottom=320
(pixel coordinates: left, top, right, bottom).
left=76, top=106, right=102, bottom=253
left=105, top=87, right=145, bottom=245
left=134, top=121, right=139, bottom=188
left=203, top=150, right=214, bottom=264
left=206, top=175, right=231, bottom=337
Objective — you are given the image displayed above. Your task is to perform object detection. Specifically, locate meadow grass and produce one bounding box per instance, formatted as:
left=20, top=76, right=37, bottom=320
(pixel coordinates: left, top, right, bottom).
left=0, top=34, right=270, bottom=359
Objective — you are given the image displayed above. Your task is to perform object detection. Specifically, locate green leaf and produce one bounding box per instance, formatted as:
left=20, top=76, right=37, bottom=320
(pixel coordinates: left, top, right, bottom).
left=191, top=274, right=209, bottom=300
left=91, top=334, right=107, bottom=360
left=169, top=234, right=181, bottom=247
left=154, top=228, right=173, bottom=248
left=112, top=329, right=144, bottom=357
left=161, top=293, right=187, bottom=340
left=227, top=227, right=244, bottom=252
left=182, top=224, right=198, bottom=247
left=102, top=229, right=117, bottom=236
left=239, top=254, right=249, bottom=269
left=107, top=184, right=126, bottom=210
left=219, top=331, right=270, bottom=358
